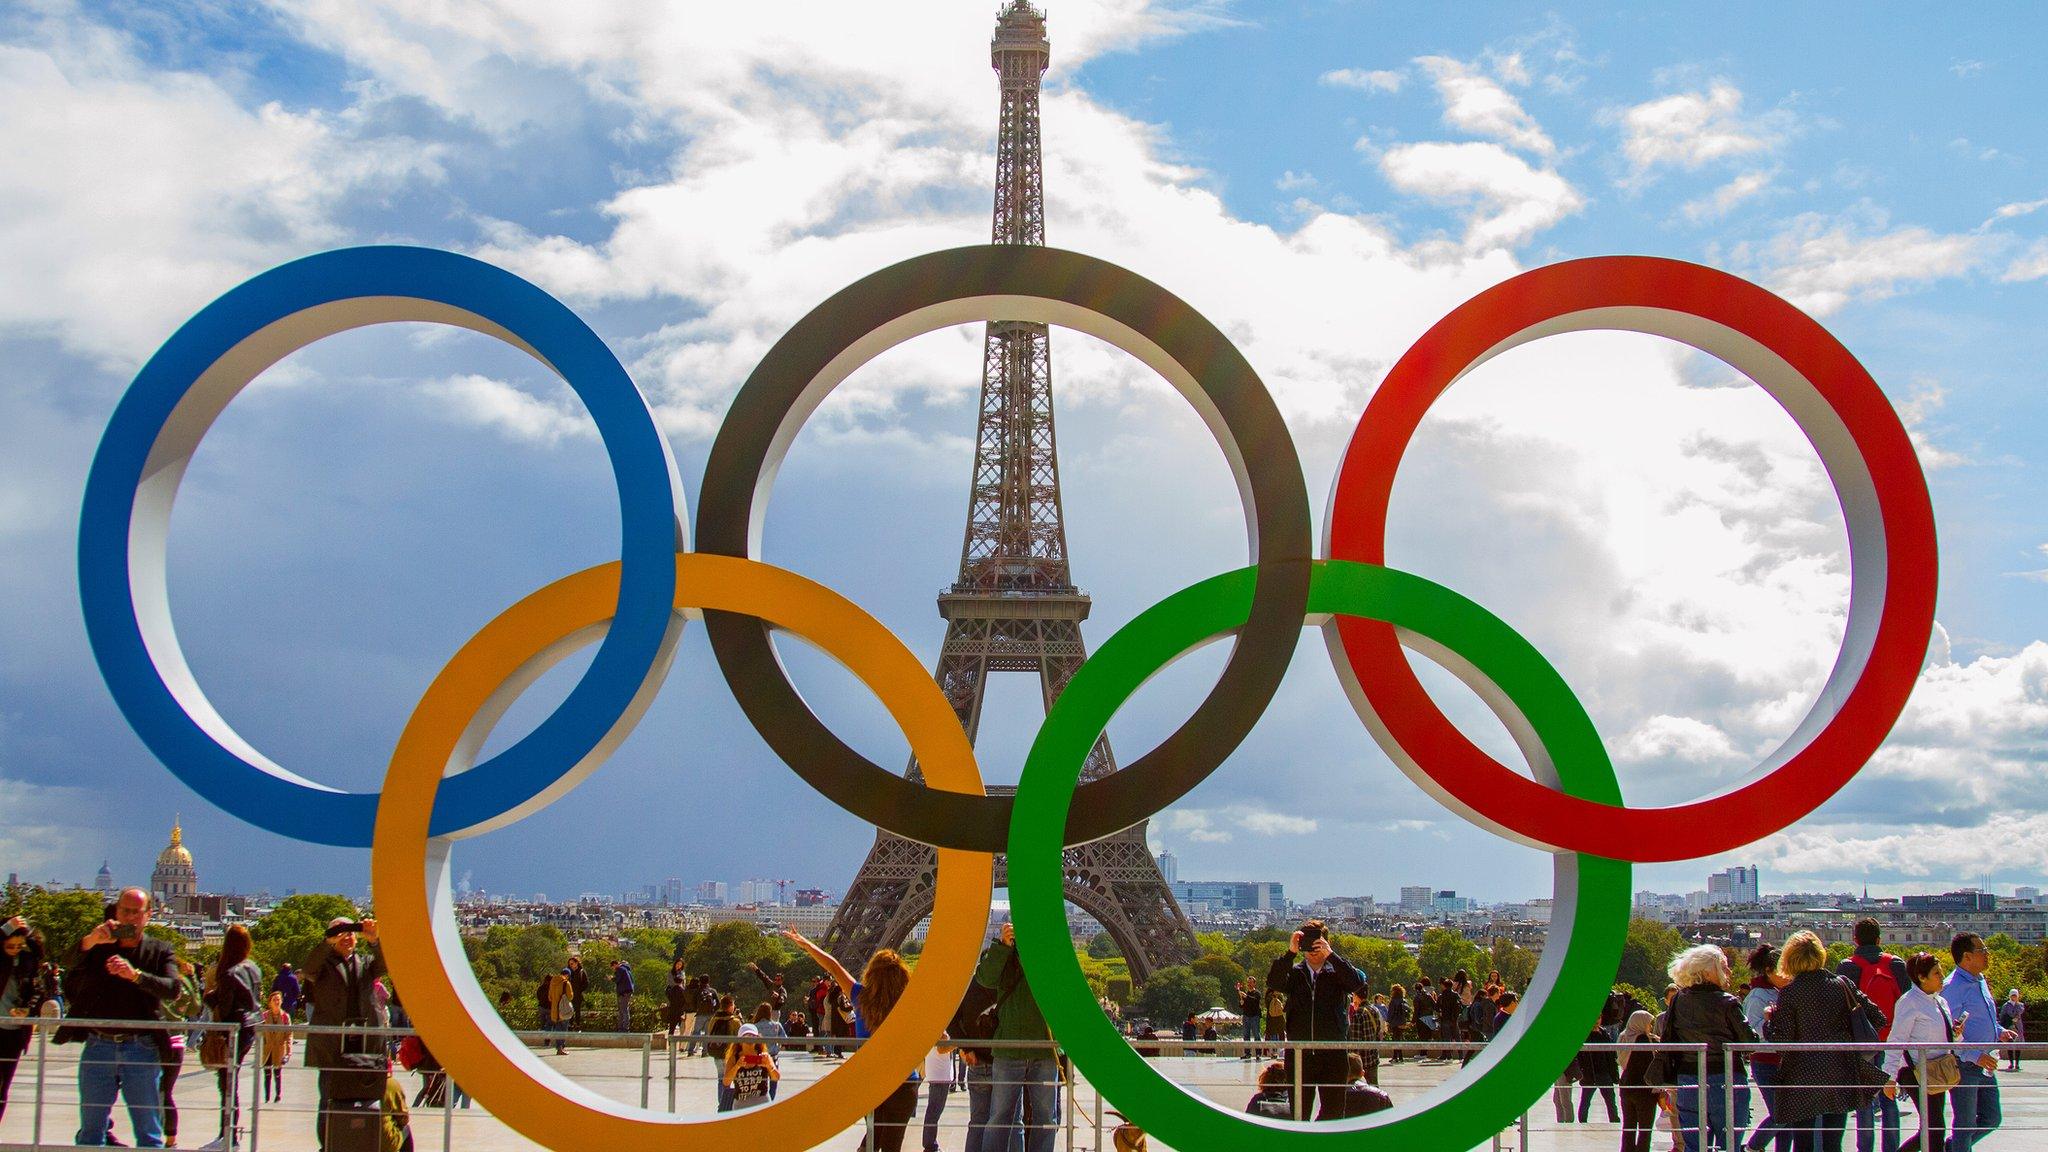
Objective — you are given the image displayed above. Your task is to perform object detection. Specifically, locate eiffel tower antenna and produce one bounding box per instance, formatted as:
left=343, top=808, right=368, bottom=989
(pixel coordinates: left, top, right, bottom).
left=821, top=0, right=1198, bottom=979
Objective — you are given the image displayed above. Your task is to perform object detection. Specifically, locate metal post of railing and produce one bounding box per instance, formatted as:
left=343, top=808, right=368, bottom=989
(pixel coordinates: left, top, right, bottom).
left=442, top=1044, right=455, bottom=1152
left=250, top=1026, right=263, bottom=1152
left=1291, top=1041, right=1304, bottom=1122
left=1724, top=1045, right=1737, bottom=1151
left=1063, top=1046, right=1075, bottom=1152
left=31, top=1022, right=47, bottom=1148
left=666, top=1032, right=678, bottom=1111
left=1916, top=1044, right=1930, bottom=1148
left=1518, top=1099, right=1529, bottom=1149
left=640, top=1034, right=652, bottom=1109
left=1092, top=1075, right=1103, bottom=1152
left=1697, top=1044, right=1709, bottom=1152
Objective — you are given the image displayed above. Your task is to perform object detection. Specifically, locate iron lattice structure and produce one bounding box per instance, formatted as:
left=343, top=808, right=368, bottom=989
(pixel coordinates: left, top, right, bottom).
left=823, top=0, right=1198, bottom=982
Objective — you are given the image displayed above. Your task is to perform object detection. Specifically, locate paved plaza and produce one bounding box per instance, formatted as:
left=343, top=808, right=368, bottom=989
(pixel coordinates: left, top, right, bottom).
left=4, top=1037, right=2046, bottom=1152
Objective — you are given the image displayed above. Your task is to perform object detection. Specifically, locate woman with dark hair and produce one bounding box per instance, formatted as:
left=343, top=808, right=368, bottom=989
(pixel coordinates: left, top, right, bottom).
left=0, top=917, right=47, bottom=1122
left=784, top=928, right=918, bottom=1151
left=1385, top=985, right=1411, bottom=1062
left=1885, top=953, right=1957, bottom=1152
left=202, top=923, right=263, bottom=1150
left=1743, top=944, right=1791, bottom=1152
left=663, top=962, right=689, bottom=1036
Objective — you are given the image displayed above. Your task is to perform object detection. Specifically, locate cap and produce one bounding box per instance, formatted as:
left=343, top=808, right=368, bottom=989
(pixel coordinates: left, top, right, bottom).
left=738, top=1024, right=760, bottom=1038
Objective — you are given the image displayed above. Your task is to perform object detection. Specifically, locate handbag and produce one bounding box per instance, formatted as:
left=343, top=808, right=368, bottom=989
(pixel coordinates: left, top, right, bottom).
left=1838, top=979, right=1892, bottom=1102
left=1914, top=999, right=1964, bottom=1094
left=199, top=1029, right=231, bottom=1069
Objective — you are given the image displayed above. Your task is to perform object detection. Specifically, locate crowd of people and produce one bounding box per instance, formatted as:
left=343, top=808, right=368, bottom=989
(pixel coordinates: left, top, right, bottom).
left=1, top=900, right=2039, bottom=1152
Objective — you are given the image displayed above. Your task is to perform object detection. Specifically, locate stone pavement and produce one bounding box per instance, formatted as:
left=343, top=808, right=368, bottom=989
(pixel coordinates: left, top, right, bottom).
left=4, top=1038, right=2044, bottom=1151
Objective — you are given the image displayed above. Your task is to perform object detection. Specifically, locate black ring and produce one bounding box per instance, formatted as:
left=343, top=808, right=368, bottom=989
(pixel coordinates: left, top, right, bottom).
left=696, top=245, right=1312, bottom=851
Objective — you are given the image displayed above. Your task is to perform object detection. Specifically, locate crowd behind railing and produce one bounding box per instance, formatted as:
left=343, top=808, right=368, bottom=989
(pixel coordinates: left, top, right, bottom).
left=2, top=899, right=2040, bottom=1151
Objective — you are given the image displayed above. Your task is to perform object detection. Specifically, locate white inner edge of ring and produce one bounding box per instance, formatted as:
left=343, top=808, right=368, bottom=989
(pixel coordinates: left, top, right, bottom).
left=1321, top=304, right=1886, bottom=853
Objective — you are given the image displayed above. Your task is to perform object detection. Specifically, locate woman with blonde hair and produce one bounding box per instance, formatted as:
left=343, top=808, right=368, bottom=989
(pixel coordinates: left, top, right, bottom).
left=259, top=991, right=292, bottom=1103
left=1766, top=931, right=1893, bottom=1151
left=1661, top=944, right=1756, bottom=1151
left=784, top=928, right=917, bottom=1150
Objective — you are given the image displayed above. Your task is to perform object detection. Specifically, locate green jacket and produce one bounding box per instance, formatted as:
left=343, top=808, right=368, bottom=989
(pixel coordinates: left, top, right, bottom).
left=972, top=940, right=1048, bottom=1061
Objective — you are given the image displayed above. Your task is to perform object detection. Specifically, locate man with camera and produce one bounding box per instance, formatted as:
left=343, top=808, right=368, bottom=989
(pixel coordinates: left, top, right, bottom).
left=68, top=887, right=182, bottom=1147
left=1264, top=919, right=1367, bottom=1122
left=303, top=916, right=383, bottom=1150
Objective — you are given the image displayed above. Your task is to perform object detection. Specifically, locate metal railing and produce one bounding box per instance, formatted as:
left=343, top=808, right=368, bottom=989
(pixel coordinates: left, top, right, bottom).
left=1, top=1019, right=2037, bottom=1151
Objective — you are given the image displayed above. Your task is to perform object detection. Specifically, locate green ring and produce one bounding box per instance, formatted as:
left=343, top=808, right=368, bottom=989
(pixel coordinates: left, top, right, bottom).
left=1009, top=559, right=1631, bottom=1149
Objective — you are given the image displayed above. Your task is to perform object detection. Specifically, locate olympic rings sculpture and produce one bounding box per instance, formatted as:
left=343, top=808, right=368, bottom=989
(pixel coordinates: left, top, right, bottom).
left=78, top=242, right=1935, bottom=1151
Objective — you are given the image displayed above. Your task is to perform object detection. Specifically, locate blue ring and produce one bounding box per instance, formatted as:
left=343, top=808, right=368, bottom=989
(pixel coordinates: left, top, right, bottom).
left=78, top=246, right=683, bottom=846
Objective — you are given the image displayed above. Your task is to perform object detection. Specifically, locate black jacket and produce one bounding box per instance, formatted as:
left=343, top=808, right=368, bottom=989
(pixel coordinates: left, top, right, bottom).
left=1578, top=1028, right=1621, bottom=1085
left=1267, top=948, right=1366, bottom=1082
left=1663, top=983, right=1757, bottom=1077
left=1766, top=971, right=1887, bottom=1124
left=302, top=939, right=385, bottom=1068
left=67, top=938, right=180, bottom=1023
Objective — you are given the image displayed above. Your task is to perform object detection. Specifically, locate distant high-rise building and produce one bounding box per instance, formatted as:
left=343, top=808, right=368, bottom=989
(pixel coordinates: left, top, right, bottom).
left=2016, top=886, right=2040, bottom=901
left=697, top=881, right=728, bottom=906
left=1399, top=886, right=1433, bottom=911
left=1156, top=850, right=1178, bottom=885
left=795, top=888, right=829, bottom=907
left=1707, top=866, right=1760, bottom=905
left=662, top=877, right=685, bottom=906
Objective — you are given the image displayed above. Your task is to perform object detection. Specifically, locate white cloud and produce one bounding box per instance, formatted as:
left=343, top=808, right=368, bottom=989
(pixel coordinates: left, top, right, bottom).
left=1617, top=81, right=1784, bottom=184
left=1983, top=197, right=2048, bottom=228
left=2002, top=238, right=2048, bottom=283
left=1379, top=140, right=1584, bottom=250
left=1320, top=68, right=1402, bottom=93
left=422, top=374, right=596, bottom=446
left=1733, top=209, right=1991, bottom=316
left=1238, top=808, right=1319, bottom=836
left=1162, top=805, right=1320, bottom=842
left=0, top=3, right=441, bottom=363
left=1615, top=714, right=1743, bottom=766
left=2011, top=545, right=2048, bottom=584
left=1275, top=169, right=1317, bottom=191
left=1681, top=169, right=1774, bottom=223
left=1416, top=55, right=1555, bottom=158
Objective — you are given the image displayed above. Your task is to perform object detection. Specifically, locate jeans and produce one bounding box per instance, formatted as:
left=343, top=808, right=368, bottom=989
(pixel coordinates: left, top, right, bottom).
left=922, top=1080, right=953, bottom=1151
left=1677, top=1071, right=1750, bottom=1151
left=544, top=1019, right=567, bottom=1054
left=1853, top=1084, right=1899, bottom=1152
left=616, top=993, right=632, bottom=1032
left=77, top=1036, right=165, bottom=1147
left=1947, top=1063, right=2000, bottom=1150
left=964, top=1060, right=995, bottom=1152
left=1241, top=1015, right=1259, bottom=1056
left=986, top=1055, right=1058, bottom=1152
left=1749, top=1060, right=1791, bottom=1151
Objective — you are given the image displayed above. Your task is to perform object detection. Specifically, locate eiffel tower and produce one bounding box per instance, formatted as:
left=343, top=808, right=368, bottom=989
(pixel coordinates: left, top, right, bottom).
left=821, top=0, right=1198, bottom=982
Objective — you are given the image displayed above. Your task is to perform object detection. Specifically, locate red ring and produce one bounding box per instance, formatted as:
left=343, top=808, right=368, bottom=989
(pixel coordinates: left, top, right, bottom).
left=1326, top=256, right=1937, bottom=861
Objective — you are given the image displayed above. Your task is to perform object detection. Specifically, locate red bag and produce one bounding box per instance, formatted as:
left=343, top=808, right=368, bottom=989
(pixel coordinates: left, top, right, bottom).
left=397, top=1034, right=426, bottom=1071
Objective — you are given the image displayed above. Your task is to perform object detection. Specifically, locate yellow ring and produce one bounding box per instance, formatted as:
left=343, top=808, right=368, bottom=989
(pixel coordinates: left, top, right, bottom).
left=371, top=553, right=994, bottom=1150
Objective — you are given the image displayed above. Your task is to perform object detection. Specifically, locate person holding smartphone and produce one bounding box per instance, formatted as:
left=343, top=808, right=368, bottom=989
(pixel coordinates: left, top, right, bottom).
left=1, top=916, right=49, bottom=1123
left=1265, top=919, right=1366, bottom=1122
left=68, top=888, right=182, bottom=1147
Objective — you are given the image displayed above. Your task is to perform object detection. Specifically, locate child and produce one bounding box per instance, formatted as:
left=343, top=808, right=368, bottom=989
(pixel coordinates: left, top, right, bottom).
left=722, top=1023, right=780, bottom=1112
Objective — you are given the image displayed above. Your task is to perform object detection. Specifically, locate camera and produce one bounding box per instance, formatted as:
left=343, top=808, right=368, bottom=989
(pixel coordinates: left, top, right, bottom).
left=109, top=923, right=139, bottom=941
left=1298, top=923, right=1325, bottom=950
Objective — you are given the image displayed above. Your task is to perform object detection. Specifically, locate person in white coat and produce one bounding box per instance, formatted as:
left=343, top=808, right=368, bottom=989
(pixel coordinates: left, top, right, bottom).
left=1885, top=952, right=1959, bottom=1152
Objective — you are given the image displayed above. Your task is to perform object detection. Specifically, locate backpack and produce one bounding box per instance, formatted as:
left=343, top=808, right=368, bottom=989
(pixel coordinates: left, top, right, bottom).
left=1850, top=955, right=1903, bottom=1041
left=1265, top=990, right=1286, bottom=1019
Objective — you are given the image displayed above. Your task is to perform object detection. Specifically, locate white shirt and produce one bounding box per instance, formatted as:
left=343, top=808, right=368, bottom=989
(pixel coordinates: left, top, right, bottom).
left=1884, top=985, right=1954, bottom=1078
left=923, top=1048, right=956, bottom=1084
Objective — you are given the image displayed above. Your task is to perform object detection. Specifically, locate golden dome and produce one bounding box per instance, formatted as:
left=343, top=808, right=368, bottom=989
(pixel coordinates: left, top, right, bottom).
left=155, top=818, right=193, bottom=868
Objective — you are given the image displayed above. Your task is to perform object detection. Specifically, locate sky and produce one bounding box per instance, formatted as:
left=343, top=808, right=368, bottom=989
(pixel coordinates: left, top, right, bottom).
left=2, top=1, right=2045, bottom=909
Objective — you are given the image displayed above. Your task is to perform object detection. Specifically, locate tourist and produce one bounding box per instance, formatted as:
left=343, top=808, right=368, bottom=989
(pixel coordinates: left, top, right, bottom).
left=747, top=960, right=789, bottom=1013
left=1265, top=919, right=1367, bottom=1121
left=1766, top=930, right=1892, bottom=1152
left=1619, top=1010, right=1661, bottom=1152
left=1180, top=1012, right=1198, bottom=1043
left=783, top=927, right=922, bottom=1151
left=1579, top=1020, right=1621, bottom=1123
left=1836, top=918, right=1908, bottom=1152
left=1263, top=975, right=1288, bottom=1061
left=1997, top=989, right=2025, bottom=1072
left=259, top=992, right=292, bottom=1104
left=1341, top=1051, right=1393, bottom=1117
left=1238, top=979, right=1262, bottom=1059
left=1883, top=952, right=1956, bottom=1152
left=721, top=1023, right=778, bottom=1111
left=1439, top=971, right=1467, bottom=1061
left=969, top=922, right=1059, bottom=1152
left=1346, top=987, right=1382, bottom=1086
left=946, top=983, right=998, bottom=1152
left=269, top=963, right=301, bottom=1019
left=1940, top=932, right=2017, bottom=1150
left=1244, top=1060, right=1293, bottom=1119
left=1492, top=990, right=1520, bottom=1038
left=540, top=967, right=573, bottom=1054
left=159, top=955, right=203, bottom=1149
left=705, top=994, right=742, bottom=1095
left=611, top=959, right=634, bottom=1032
left=199, top=923, right=262, bottom=1150
left=751, top=1003, right=786, bottom=1090
left=690, top=975, right=721, bottom=1057
left=304, top=915, right=385, bottom=1150
left=663, top=965, right=688, bottom=1037
left=0, top=917, right=47, bottom=1123
left=1385, top=985, right=1411, bottom=1061
left=564, top=957, right=588, bottom=1027
left=70, top=888, right=181, bottom=1148
left=1415, top=975, right=1439, bottom=1056
left=1743, top=944, right=1791, bottom=1152
left=920, top=1033, right=956, bottom=1152
left=1662, top=943, right=1756, bottom=1151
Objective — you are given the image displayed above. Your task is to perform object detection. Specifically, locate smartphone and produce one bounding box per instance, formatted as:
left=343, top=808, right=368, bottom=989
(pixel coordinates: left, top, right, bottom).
left=110, top=923, right=139, bottom=941
left=1299, top=924, right=1325, bottom=950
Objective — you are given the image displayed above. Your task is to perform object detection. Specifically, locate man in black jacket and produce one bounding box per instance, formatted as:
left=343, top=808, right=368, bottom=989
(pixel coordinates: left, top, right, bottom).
left=303, top=916, right=384, bottom=1149
left=1265, top=919, right=1366, bottom=1121
left=69, top=888, right=181, bottom=1147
